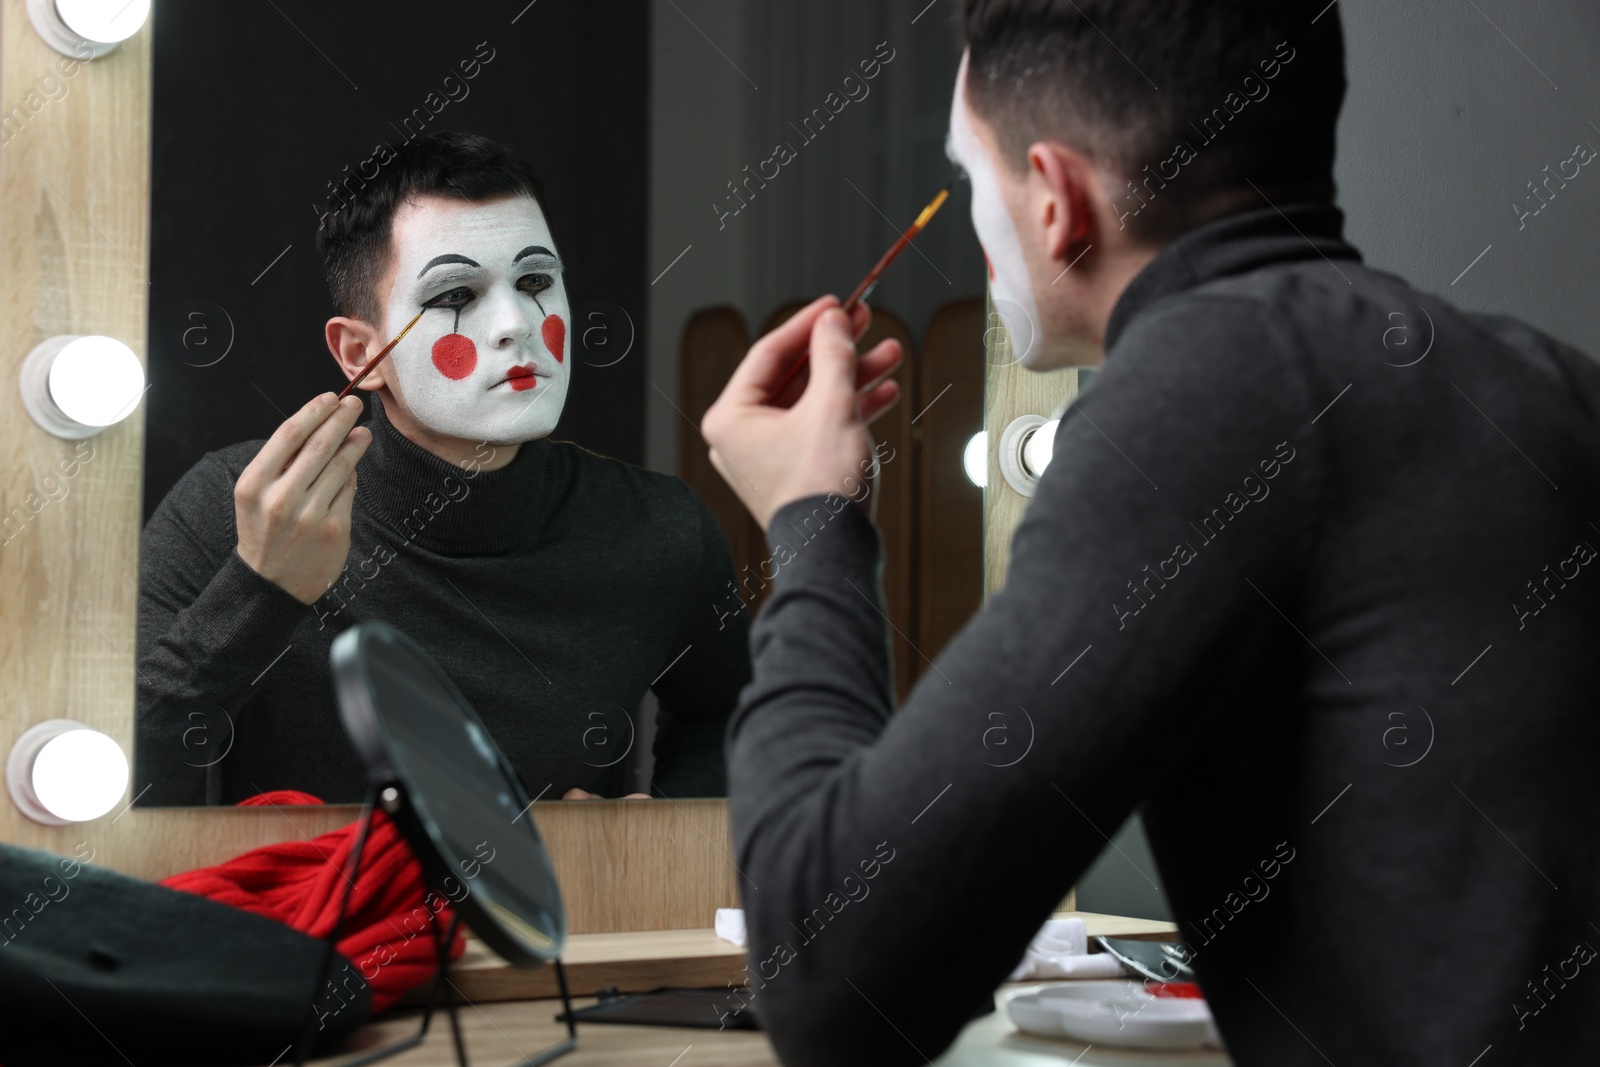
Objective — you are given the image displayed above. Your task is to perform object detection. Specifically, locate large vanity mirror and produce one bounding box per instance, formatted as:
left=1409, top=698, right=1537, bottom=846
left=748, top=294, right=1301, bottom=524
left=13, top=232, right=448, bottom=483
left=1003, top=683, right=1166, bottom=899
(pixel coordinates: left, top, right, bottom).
left=132, top=1, right=987, bottom=808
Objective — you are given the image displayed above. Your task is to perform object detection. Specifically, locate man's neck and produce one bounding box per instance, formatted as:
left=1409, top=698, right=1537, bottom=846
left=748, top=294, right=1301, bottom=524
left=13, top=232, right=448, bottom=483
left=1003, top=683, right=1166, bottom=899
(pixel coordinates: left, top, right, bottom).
left=376, top=388, right=521, bottom=472
left=1090, top=244, right=1162, bottom=348
left=1034, top=242, right=1162, bottom=369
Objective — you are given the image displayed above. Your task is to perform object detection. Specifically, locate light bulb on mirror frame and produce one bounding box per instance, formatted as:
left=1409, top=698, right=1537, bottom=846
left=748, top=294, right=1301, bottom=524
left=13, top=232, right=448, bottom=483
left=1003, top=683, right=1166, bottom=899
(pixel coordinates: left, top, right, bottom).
left=997, top=414, right=1044, bottom=497
left=7, top=720, right=129, bottom=826
left=26, top=0, right=150, bottom=59
left=1023, top=418, right=1059, bottom=479
left=20, top=334, right=146, bottom=439
left=963, top=430, right=988, bottom=488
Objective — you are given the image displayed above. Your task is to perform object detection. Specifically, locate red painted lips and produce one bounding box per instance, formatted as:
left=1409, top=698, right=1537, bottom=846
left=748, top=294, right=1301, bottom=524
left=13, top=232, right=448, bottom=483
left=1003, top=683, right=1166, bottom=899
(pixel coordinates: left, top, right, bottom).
left=504, top=365, right=538, bottom=392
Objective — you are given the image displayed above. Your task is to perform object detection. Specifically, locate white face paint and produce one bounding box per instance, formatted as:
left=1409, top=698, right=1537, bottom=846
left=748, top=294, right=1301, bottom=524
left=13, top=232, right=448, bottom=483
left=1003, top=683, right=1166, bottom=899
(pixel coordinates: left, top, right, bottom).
left=380, top=194, right=570, bottom=444
left=948, top=54, right=1042, bottom=365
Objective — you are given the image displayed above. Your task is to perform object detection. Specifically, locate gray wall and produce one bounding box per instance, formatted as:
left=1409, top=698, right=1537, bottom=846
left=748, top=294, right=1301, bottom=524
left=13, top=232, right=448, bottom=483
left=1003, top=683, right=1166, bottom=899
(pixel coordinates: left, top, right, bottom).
left=649, top=0, right=1600, bottom=921
left=647, top=0, right=984, bottom=475
left=1337, top=0, right=1600, bottom=352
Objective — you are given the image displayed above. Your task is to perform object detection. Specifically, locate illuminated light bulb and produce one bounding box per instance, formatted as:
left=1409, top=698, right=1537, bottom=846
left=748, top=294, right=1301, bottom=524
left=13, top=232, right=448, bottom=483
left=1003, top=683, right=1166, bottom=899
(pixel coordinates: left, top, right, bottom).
left=55, top=0, right=150, bottom=43
left=7, top=720, right=129, bottom=825
left=963, top=430, right=988, bottom=488
left=50, top=336, right=145, bottom=425
left=33, top=729, right=128, bottom=822
left=1023, top=418, right=1059, bottom=477
left=20, top=334, right=145, bottom=439
left=26, top=0, right=149, bottom=59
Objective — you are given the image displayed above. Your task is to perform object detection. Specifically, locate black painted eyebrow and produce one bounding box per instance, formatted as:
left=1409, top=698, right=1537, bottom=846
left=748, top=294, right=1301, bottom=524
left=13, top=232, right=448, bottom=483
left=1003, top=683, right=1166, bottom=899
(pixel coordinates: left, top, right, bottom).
left=418, top=253, right=481, bottom=278
left=514, top=245, right=557, bottom=263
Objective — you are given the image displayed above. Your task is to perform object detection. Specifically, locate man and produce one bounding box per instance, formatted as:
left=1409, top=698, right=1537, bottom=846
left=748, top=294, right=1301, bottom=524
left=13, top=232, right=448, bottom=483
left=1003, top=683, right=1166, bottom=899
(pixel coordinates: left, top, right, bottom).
left=703, top=2, right=1600, bottom=1064
left=138, top=132, right=749, bottom=805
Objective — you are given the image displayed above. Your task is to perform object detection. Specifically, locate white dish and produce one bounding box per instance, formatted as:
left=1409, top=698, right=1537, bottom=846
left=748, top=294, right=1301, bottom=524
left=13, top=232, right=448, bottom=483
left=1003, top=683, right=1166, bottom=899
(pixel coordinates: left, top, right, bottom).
left=1005, top=981, right=1221, bottom=1049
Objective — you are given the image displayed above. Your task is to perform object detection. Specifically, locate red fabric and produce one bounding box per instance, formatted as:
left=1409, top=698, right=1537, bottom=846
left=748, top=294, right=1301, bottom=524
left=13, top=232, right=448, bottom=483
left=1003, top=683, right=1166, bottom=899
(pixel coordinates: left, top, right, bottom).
left=235, top=789, right=324, bottom=808
left=162, top=790, right=465, bottom=1013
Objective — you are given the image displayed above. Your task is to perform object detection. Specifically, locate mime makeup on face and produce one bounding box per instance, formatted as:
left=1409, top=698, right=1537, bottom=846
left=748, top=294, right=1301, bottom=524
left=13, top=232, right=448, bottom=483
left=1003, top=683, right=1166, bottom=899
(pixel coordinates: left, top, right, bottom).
left=948, top=53, right=1043, bottom=366
left=380, top=194, right=571, bottom=444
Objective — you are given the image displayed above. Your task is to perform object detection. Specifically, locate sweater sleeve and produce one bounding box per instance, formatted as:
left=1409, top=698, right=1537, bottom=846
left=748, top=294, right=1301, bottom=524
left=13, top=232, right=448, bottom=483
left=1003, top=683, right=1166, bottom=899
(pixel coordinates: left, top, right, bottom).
left=647, top=488, right=754, bottom=798
left=135, top=450, right=315, bottom=805
left=725, top=295, right=1322, bottom=1066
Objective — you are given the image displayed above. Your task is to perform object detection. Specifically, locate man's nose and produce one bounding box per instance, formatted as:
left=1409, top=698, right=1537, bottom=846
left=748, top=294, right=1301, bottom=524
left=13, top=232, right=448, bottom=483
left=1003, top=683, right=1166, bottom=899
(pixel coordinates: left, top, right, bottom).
left=481, top=285, right=536, bottom=349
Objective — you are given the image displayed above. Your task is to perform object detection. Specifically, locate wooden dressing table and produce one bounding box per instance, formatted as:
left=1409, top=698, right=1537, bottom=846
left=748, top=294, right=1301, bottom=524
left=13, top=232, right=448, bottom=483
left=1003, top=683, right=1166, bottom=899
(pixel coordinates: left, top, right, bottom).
left=331, top=988, right=1233, bottom=1066
left=326, top=914, right=1231, bottom=1066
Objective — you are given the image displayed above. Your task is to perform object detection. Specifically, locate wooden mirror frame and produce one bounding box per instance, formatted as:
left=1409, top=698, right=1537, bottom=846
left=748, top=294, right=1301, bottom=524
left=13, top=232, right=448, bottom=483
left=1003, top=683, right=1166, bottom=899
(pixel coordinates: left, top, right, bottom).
left=0, top=6, right=735, bottom=935
left=0, top=2, right=1076, bottom=933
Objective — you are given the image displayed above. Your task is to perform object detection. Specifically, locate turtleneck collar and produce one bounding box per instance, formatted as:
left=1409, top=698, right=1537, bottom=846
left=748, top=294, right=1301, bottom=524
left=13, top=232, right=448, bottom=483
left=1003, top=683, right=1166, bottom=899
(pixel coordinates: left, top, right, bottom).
left=354, top=392, right=567, bottom=556
left=1105, top=202, right=1362, bottom=351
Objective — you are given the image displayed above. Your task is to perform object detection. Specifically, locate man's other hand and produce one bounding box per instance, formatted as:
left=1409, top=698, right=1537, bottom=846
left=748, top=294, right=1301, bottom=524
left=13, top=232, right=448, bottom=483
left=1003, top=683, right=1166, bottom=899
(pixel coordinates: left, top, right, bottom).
left=700, top=295, right=902, bottom=530
left=234, top=392, right=371, bottom=605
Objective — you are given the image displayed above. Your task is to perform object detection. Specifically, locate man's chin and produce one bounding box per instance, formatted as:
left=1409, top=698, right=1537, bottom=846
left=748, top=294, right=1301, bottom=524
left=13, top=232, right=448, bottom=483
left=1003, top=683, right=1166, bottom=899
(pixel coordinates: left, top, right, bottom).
left=432, top=395, right=566, bottom=444
left=478, top=428, right=552, bottom=447
left=411, top=411, right=559, bottom=449
left=1020, top=331, right=1104, bottom=372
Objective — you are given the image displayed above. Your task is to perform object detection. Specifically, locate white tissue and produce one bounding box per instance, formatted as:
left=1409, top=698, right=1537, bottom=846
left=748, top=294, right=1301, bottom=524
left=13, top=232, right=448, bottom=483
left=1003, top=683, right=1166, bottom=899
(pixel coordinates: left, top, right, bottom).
left=1009, top=917, right=1130, bottom=981
left=715, top=907, right=748, bottom=947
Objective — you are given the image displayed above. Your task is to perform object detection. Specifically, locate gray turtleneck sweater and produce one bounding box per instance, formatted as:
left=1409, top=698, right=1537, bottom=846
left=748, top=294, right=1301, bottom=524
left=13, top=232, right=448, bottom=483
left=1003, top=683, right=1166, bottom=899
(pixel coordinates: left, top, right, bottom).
left=729, top=204, right=1600, bottom=1065
left=136, top=393, right=750, bottom=806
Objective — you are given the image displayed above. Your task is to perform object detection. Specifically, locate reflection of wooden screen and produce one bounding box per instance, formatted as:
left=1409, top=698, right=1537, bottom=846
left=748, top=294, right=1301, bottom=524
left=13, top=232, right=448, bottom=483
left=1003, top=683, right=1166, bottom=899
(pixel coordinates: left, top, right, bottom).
left=678, top=300, right=984, bottom=705
left=759, top=303, right=918, bottom=700
left=916, top=299, right=986, bottom=670
left=862, top=310, right=918, bottom=700
left=677, top=307, right=758, bottom=592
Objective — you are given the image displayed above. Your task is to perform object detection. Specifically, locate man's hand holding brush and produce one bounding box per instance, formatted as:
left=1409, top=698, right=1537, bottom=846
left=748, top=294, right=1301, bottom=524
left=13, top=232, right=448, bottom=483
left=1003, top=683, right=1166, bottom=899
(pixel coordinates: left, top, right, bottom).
left=701, top=294, right=902, bottom=531
left=234, top=392, right=371, bottom=604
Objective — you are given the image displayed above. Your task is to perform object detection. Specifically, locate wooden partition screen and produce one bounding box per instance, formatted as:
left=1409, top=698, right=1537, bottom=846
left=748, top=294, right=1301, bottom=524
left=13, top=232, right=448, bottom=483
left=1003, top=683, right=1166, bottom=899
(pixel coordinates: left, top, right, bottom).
left=677, top=299, right=986, bottom=703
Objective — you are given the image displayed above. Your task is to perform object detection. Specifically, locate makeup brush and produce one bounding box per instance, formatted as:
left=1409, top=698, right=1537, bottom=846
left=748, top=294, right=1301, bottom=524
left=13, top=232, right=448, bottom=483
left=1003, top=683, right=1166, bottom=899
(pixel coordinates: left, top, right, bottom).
left=336, top=308, right=427, bottom=401
left=766, top=183, right=952, bottom=403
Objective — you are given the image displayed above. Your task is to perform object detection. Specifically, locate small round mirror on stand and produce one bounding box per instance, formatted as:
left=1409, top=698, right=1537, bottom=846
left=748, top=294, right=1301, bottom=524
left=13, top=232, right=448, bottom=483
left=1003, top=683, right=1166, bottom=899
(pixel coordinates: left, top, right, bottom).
left=316, top=621, right=575, bottom=1066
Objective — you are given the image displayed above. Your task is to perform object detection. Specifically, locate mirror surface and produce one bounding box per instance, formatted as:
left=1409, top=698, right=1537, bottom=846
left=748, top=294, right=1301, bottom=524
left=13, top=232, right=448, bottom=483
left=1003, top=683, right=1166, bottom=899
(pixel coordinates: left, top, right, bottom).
left=132, top=1, right=986, bottom=807
left=333, top=621, right=564, bottom=964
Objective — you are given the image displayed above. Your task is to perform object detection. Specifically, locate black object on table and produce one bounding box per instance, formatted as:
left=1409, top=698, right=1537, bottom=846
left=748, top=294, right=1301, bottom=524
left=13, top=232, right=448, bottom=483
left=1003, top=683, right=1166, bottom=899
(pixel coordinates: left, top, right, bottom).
left=0, top=844, right=370, bottom=1066
left=558, top=986, right=762, bottom=1030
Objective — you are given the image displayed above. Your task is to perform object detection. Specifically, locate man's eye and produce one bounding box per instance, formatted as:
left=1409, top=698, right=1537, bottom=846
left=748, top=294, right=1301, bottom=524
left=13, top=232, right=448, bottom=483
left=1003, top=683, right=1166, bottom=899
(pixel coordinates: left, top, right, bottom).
left=423, top=286, right=475, bottom=310
left=518, top=273, right=554, bottom=296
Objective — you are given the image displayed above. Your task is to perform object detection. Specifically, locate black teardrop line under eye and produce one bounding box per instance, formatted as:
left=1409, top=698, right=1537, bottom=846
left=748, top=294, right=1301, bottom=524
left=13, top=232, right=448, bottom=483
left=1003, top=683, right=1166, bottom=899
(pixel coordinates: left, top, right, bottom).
left=420, top=289, right=465, bottom=333
left=520, top=272, right=554, bottom=314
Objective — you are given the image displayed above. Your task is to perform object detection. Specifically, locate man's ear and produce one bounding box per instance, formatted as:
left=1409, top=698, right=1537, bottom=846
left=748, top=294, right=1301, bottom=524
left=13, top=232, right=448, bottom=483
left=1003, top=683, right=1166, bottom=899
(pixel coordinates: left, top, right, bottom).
left=1026, top=141, right=1096, bottom=266
left=326, top=316, right=387, bottom=390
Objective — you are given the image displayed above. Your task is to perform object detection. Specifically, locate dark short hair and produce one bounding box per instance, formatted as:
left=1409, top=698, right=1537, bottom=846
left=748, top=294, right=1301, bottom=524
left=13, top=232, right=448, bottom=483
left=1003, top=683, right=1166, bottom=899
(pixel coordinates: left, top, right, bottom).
left=961, top=0, right=1347, bottom=242
left=315, top=131, right=552, bottom=325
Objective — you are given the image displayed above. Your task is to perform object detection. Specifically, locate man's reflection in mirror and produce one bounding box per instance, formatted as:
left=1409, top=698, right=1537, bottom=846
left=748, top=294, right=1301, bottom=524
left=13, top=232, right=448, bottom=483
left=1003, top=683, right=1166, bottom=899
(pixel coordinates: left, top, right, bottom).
left=135, top=132, right=751, bottom=806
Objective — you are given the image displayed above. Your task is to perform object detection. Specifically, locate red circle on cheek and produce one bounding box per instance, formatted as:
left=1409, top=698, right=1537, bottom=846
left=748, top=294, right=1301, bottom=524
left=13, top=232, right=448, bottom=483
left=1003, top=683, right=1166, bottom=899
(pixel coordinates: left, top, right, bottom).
left=431, top=334, right=477, bottom=379
left=542, top=315, right=566, bottom=364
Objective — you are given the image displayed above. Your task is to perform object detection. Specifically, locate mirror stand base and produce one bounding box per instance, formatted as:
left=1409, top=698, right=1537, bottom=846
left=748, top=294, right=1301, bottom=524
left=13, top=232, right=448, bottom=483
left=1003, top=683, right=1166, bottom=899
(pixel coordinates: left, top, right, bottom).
left=293, top=787, right=578, bottom=1067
